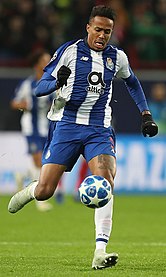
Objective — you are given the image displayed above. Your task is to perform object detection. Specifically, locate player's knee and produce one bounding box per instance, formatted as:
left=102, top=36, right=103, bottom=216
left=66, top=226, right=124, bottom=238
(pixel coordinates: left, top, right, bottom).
left=92, top=171, right=114, bottom=191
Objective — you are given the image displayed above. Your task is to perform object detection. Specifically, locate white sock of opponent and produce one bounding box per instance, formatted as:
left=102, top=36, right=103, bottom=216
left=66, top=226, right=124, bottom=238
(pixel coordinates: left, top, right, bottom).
left=94, top=195, right=114, bottom=252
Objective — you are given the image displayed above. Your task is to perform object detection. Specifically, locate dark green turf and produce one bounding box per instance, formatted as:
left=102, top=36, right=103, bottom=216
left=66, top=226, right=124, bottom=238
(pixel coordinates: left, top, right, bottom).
left=0, top=195, right=166, bottom=276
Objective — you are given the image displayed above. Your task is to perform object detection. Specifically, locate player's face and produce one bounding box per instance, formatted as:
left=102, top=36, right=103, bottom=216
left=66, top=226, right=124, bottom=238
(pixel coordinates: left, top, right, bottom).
left=86, top=16, right=114, bottom=51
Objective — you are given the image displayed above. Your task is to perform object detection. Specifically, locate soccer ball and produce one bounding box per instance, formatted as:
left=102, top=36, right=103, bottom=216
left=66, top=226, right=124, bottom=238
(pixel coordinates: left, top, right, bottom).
left=78, top=175, right=112, bottom=208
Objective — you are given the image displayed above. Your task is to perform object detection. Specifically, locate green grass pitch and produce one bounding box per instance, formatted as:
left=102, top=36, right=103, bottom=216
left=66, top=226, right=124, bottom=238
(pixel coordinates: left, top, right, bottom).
left=0, top=195, right=166, bottom=277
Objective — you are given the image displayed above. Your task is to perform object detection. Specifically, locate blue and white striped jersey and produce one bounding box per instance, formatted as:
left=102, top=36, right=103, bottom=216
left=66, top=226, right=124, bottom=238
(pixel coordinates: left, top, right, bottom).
left=39, top=39, right=149, bottom=128
left=13, top=76, right=53, bottom=136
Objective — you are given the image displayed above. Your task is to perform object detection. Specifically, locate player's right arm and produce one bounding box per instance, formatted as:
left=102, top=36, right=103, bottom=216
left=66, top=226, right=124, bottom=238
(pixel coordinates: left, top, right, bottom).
left=35, top=65, right=71, bottom=97
left=35, top=41, right=74, bottom=97
left=35, top=72, right=57, bottom=97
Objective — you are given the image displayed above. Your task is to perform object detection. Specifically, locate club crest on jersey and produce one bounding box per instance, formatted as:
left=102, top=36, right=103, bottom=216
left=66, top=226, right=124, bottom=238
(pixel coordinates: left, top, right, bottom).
left=86, top=71, right=106, bottom=95
left=106, top=58, right=114, bottom=70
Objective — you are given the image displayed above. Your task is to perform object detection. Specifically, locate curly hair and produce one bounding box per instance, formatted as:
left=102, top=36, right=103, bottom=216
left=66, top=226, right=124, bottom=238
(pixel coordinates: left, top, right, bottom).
left=89, top=5, right=116, bottom=23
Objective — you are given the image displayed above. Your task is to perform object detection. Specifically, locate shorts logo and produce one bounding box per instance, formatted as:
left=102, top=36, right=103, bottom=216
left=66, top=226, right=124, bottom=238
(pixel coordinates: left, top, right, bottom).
left=45, top=149, right=51, bottom=159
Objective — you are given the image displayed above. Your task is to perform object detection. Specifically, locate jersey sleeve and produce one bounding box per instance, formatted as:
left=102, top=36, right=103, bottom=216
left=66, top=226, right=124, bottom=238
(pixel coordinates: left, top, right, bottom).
left=115, top=49, right=131, bottom=79
left=35, top=40, right=77, bottom=97
left=44, top=40, right=77, bottom=78
left=115, top=49, right=149, bottom=113
left=35, top=72, right=57, bottom=97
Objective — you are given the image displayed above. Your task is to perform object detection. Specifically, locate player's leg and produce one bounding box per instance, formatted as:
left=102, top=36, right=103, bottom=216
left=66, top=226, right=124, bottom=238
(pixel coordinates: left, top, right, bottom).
left=35, top=163, right=66, bottom=200
left=8, top=121, right=81, bottom=213
left=31, top=151, right=53, bottom=211
left=8, top=123, right=57, bottom=212
left=88, top=154, right=116, bottom=191
left=73, top=157, right=89, bottom=201
left=8, top=163, right=66, bottom=213
left=83, top=124, right=118, bottom=269
left=27, top=133, right=54, bottom=211
left=88, top=154, right=118, bottom=269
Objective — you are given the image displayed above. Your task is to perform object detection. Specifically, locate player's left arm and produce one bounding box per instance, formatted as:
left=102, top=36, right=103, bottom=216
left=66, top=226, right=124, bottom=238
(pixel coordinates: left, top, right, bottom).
left=116, top=49, right=158, bottom=137
left=123, top=71, right=158, bottom=137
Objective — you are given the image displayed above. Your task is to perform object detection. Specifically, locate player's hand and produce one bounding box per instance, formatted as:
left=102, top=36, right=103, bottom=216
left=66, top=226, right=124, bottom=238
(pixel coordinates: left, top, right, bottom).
left=57, top=65, right=71, bottom=88
left=141, top=114, right=158, bottom=137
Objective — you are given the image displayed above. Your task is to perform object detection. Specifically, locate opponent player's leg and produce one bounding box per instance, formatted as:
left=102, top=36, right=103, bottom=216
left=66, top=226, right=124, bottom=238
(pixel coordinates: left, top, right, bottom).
left=88, top=155, right=118, bottom=269
left=8, top=163, right=66, bottom=213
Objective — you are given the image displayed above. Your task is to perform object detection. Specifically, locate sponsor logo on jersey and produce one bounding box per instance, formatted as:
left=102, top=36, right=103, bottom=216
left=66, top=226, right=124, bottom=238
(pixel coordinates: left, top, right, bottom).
left=106, top=57, right=114, bottom=70
left=86, top=71, right=106, bottom=95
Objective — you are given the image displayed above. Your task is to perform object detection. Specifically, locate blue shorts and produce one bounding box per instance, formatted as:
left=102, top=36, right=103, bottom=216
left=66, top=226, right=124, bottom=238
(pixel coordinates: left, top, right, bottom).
left=42, top=121, right=116, bottom=172
left=26, top=135, right=47, bottom=154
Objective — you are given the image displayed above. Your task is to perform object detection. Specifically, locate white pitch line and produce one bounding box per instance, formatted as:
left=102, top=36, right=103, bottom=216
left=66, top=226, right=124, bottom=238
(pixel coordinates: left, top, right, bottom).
left=0, top=242, right=73, bottom=246
left=0, top=242, right=166, bottom=246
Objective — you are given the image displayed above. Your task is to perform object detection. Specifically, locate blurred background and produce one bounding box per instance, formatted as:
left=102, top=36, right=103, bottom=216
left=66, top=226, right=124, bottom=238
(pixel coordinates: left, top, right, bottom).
left=0, top=0, right=166, bottom=195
